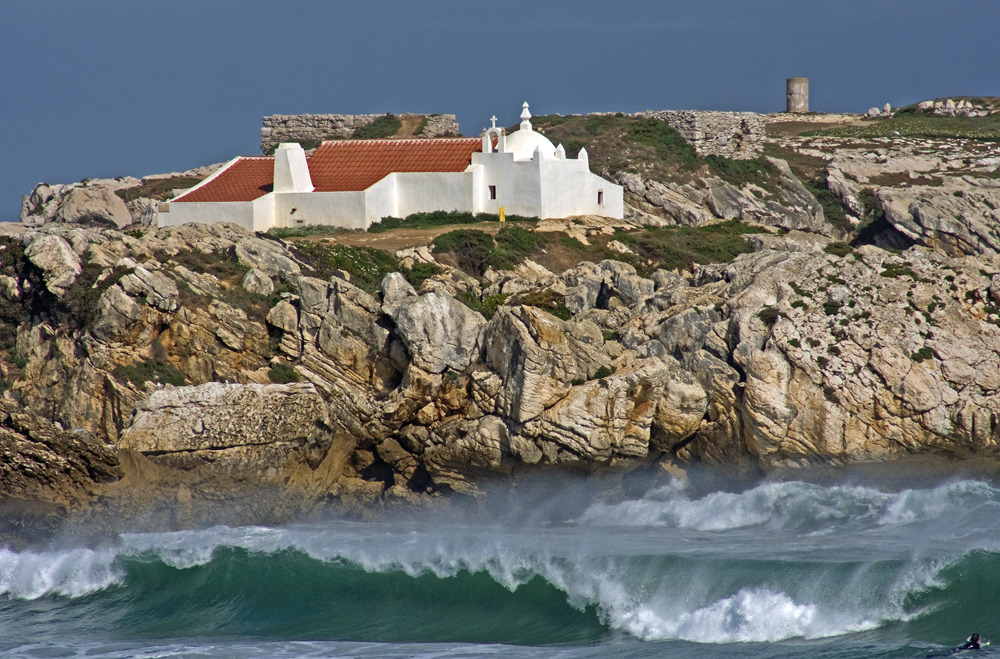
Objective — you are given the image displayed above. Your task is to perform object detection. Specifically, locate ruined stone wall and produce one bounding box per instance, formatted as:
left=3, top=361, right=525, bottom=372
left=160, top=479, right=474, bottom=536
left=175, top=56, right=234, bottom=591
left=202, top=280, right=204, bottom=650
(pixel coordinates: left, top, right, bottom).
left=260, top=113, right=461, bottom=153
left=635, top=110, right=766, bottom=160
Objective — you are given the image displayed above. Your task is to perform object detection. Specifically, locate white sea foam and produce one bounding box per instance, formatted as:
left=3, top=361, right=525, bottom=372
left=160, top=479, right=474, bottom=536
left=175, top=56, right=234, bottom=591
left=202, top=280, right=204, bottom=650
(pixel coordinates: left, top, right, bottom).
left=576, top=478, right=1000, bottom=537
left=2, top=477, right=995, bottom=645
left=0, top=547, right=123, bottom=599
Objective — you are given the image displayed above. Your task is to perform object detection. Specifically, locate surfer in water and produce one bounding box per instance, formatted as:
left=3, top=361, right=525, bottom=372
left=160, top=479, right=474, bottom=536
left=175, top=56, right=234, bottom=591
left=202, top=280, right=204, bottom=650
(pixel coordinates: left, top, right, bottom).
left=928, top=634, right=985, bottom=657
left=961, top=634, right=983, bottom=651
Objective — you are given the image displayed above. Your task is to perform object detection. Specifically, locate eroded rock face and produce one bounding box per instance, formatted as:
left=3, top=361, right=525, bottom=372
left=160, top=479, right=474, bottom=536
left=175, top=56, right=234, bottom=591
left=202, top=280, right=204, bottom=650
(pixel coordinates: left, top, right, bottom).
left=616, top=161, right=832, bottom=237
left=0, top=399, right=120, bottom=506
left=119, top=382, right=331, bottom=476
left=8, top=218, right=1000, bottom=510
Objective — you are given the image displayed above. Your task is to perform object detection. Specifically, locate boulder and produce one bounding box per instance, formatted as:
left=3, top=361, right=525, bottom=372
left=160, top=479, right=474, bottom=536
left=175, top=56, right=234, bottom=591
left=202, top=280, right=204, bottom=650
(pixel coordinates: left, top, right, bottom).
left=24, top=234, right=82, bottom=296
left=391, top=292, right=486, bottom=373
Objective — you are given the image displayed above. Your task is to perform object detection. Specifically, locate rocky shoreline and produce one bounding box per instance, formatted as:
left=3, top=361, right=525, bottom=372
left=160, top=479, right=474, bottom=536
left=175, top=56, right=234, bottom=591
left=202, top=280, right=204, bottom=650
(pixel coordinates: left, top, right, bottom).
left=2, top=217, right=1000, bottom=540
left=7, top=106, right=1000, bottom=540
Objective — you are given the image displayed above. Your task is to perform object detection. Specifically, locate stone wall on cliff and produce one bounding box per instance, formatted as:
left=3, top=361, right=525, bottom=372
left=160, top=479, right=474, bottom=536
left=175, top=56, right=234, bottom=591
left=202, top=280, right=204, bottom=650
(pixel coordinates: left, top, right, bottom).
left=635, top=110, right=766, bottom=160
left=260, top=113, right=461, bottom=153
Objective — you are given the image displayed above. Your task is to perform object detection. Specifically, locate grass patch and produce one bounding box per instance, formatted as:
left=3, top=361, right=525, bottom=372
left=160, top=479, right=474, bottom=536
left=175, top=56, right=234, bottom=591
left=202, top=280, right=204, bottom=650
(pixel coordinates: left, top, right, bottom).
left=432, top=226, right=547, bottom=275
left=612, top=221, right=768, bottom=273
left=370, top=210, right=536, bottom=233
left=880, top=262, right=926, bottom=281
left=802, top=113, right=1000, bottom=141
left=266, top=225, right=349, bottom=239
left=758, top=306, right=779, bottom=328
left=289, top=242, right=399, bottom=294
left=268, top=363, right=300, bottom=383
left=824, top=242, right=854, bottom=257
left=353, top=114, right=403, bottom=139
left=521, top=289, right=572, bottom=321
left=705, top=155, right=779, bottom=190
left=457, top=291, right=509, bottom=320
left=113, top=358, right=187, bottom=388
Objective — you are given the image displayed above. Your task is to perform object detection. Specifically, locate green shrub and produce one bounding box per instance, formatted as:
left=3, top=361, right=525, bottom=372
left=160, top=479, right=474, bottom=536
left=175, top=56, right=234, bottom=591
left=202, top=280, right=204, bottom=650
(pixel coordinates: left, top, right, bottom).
left=433, top=226, right=546, bottom=275
left=602, top=330, right=620, bottom=342
left=521, top=289, right=572, bottom=321
left=491, top=226, right=547, bottom=270
left=113, top=358, right=187, bottom=388
left=561, top=236, right=588, bottom=251
left=911, top=346, right=934, bottom=363
left=758, top=306, right=779, bottom=328
left=456, top=291, right=509, bottom=320
left=705, top=156, right=778, bottom=190
left=824, top=242, right=854, bottom=257
left=790, top=300, right=808, bottom=310
left=788, top=338, right=801, bottom=349
left=615, top=221, right=766, bottom=273
left=266, top=225, right=347, bottom=239
left=353, top=114, right=403, bottom=139
left=413, top=118, right=428, bottom=136
left=370, top=210, right=536, bottom=233
left=592, top=365, right=615, bottom=380
left=403, top=262, right=441, bottom=288
left=432, top=229, right=495, bottom=275
left=880, top=262, right=926, bottom=281
left=268, top=363, right=300, bottom=383
left=627, top=119, right=699, bottom=169
left=823, top=302, right=842, bottom=316
left=289, top=242, right=398, bottom=293
left=827, top=345, right=841, bottom=356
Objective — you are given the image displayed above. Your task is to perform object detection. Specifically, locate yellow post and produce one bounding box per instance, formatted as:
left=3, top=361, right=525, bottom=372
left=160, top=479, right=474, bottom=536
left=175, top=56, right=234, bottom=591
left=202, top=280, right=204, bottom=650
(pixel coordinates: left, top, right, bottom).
left=499, top=206, right=505, bottom=223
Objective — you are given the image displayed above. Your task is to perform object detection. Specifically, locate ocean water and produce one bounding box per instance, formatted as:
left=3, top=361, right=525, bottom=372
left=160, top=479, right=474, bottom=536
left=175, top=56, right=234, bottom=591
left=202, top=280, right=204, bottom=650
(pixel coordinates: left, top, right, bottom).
left=2, top=471, right=999, bottom=659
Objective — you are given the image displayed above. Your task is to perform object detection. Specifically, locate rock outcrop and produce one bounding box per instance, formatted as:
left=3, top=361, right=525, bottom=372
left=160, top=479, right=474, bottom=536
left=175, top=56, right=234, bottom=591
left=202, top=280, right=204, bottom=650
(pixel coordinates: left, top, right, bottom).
left=617, top=160, right=830, bottom=236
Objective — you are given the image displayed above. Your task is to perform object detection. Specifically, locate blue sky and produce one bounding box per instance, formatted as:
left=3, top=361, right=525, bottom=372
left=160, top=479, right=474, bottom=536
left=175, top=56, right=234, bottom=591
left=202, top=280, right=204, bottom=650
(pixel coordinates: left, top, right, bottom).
left=2, top=0, right=998, bottom=221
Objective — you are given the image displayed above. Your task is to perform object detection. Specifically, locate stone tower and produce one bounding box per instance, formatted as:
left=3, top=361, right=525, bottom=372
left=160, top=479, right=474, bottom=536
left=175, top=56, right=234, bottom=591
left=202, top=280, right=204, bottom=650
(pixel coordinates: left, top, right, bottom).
left=786, top=78, right=809, bottom=113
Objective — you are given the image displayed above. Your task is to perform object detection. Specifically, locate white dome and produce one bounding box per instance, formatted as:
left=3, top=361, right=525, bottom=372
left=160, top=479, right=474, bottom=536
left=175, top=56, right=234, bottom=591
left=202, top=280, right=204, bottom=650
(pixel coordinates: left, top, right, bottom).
left=503, top=128, right=556, bottom=161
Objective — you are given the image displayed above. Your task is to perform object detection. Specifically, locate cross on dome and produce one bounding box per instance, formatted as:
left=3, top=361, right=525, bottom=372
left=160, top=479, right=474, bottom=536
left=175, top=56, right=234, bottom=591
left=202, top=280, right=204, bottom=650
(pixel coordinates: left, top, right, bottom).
left=490, top=115, right=498, bottom=129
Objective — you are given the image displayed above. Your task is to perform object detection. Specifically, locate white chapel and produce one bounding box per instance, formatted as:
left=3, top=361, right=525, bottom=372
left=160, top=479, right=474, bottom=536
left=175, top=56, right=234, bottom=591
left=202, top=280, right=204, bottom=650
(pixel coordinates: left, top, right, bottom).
left=158, top=103, right=624, bottom=231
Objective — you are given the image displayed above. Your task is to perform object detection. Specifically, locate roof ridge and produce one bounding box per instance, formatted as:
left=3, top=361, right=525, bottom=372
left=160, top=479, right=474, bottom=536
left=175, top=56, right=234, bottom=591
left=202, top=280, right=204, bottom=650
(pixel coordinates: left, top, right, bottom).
left=320, top=137, right=476, bottom=145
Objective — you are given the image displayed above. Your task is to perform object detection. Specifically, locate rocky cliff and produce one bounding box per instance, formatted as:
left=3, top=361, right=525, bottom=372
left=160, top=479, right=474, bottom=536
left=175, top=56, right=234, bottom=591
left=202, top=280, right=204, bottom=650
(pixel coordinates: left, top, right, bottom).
left=9, top=104, right=1000, bottom=526
left=4, top=217, right=1000, bottom=525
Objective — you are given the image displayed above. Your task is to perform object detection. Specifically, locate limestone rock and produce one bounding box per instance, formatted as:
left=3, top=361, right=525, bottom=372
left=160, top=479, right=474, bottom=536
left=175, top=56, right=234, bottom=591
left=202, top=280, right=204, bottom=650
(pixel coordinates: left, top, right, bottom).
left=24, top=235, right=82, bottom=296
left=391, top=292, right=486, bottom=373
left=119, top=382, right=330, bottom=475
left=242, top=268, right=274, bottom=296
left=233, top=238, right=302, bottom=281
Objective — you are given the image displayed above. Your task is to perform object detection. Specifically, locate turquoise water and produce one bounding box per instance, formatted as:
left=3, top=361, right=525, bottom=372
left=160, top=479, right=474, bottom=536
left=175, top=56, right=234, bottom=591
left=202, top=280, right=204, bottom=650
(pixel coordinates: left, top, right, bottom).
left=2, top=473, right=1000, bottom=658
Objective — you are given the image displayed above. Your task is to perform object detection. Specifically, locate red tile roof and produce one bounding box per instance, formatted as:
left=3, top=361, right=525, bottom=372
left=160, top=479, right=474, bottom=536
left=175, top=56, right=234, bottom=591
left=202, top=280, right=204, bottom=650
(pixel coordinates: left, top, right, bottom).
left=173, top=157, right=274, bottom=203
left=174, top=138, right=482, bottom=203
left=309, top=138, right=482, bottom=191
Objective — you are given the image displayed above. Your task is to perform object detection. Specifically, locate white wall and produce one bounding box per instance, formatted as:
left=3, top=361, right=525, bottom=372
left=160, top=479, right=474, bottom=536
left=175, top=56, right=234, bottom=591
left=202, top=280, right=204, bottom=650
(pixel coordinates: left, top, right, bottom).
left=538, top=158, right=624, bottom=219
left=472, top=149, right=624, bottom=219
left=393, top=172, right=475, bottom=218
left=272, top=190, right=368, bottom=230
left=363, top=176, right=399, bottom=225
left=159, top=201, right=256, bottom=231
left=472, top=151, right=543, bottom=217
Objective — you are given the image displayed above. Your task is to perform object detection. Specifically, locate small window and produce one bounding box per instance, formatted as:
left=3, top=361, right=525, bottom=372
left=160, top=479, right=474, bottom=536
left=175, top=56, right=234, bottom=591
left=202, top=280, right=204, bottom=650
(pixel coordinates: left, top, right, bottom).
left=489, top=185, right=497, bottom=200
left=597, top=190, right=604, bottom=206
left=295, top=219, right=305, bottom=225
